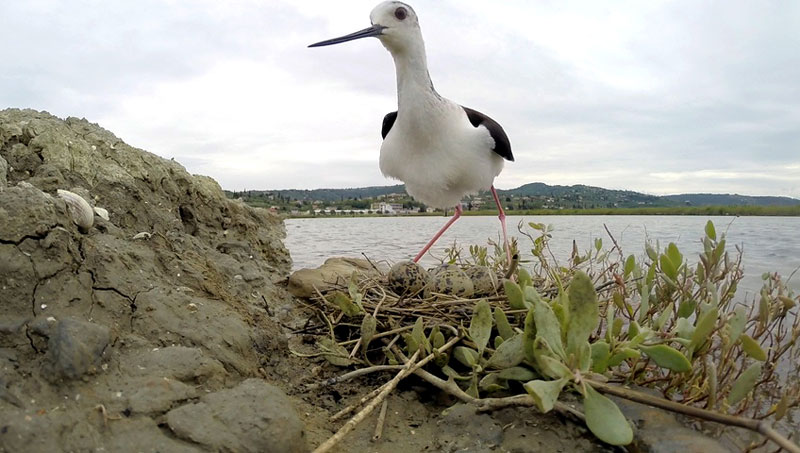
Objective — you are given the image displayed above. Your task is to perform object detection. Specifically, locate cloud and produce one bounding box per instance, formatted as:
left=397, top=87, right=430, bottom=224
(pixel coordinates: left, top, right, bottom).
left=1, top=0, right=797, bottom=199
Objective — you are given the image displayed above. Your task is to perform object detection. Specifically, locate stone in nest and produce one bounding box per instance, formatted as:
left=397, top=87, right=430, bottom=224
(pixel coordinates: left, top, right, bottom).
left=427, top=264, right=475, bottom=298
left=387, top=261, right=429, bottom=296
left=464, top=265, right=498, bottom=296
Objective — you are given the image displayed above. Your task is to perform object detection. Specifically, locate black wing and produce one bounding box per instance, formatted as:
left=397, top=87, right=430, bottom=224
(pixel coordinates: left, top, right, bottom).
left=381, top=111, right=398, bottom=139
left=462, top=106, right=513, bottom=162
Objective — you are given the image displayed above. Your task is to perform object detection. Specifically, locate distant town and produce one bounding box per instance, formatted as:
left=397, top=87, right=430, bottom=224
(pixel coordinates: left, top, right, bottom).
left=225, top=183, right=800, bottom=217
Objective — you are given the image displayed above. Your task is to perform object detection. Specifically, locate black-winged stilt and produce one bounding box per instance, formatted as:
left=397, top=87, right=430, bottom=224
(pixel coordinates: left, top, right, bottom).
left=310, top=1, right=514, bottom=264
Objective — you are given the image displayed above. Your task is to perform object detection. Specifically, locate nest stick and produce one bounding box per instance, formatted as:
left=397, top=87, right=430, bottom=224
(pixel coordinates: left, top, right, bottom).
left=313, top=350, right=422, bottom=453
left=372, top=399, right=389, bottom=441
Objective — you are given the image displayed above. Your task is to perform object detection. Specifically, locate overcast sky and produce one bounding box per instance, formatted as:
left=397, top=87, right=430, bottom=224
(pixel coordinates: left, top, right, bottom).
left=2, top=1, right=799, bottom=198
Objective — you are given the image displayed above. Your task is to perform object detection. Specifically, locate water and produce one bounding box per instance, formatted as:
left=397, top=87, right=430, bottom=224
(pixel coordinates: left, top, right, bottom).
left=285, top=215, right=800, bottom=295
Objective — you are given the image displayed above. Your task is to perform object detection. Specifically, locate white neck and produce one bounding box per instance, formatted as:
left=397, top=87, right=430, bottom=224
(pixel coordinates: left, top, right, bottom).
left=389, top=36, right=439, bottom=110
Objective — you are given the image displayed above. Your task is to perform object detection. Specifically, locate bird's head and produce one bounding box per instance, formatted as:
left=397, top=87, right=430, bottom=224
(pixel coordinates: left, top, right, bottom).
left=309, top=2, right=422, bottom=55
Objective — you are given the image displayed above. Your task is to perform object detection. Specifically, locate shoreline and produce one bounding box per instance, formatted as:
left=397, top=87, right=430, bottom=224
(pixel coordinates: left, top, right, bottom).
left=279, top=205, right=800, bottom=219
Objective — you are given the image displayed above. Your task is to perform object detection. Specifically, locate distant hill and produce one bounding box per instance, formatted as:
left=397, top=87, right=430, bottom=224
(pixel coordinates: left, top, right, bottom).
left=661, top=193, right=800, bottom=207
left=498, top=183, right=666, bottom=208
left=226, top=183, right=800, bottom=208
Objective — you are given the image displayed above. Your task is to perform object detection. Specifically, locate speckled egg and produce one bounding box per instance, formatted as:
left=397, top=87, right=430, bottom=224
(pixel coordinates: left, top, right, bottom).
left=387, top=261, right=429, bottom=296
left=427, top=264, right=475, bottom=298
left=464, top=265, right=498, bottom=296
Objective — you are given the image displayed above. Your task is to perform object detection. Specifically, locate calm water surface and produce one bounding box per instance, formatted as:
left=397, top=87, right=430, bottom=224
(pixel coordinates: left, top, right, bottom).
left=285, top=215, right=800, bottom=294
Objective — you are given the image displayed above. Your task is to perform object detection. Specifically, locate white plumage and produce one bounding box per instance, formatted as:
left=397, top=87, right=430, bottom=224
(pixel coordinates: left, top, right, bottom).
left=310, top=1, right=514, bottom=263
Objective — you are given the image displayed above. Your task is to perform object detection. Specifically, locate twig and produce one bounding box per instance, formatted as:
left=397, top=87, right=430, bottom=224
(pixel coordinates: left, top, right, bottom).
left=585, top=380, right=800, bottom=453
left=331, top=334, right=463, bottom=423
left=307, top=365, right=405, bottom=391
left=313, top=350, right=422, bottom=453
left=372, top=399, right=389, bottom=441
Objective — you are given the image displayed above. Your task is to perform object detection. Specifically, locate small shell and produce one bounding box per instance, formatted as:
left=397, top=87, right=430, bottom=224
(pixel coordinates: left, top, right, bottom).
left=93, top=206, right=109, bottom=221
left=132, top=232, right=152, bottom=240
left=57, top=189, right=94, bottom=232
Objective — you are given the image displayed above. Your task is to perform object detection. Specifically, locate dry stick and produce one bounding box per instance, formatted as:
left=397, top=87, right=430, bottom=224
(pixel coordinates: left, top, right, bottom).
left=584, top=380, right=800, bottom=453
left=330, top=334, right=463, bottom=423
left=307, top=365, right=405, bottom=391
left=313, top=349, right=422, bottom=453
left=372, top=399, right=389, bottom=441
left=338, top=325, right=414, bottom=346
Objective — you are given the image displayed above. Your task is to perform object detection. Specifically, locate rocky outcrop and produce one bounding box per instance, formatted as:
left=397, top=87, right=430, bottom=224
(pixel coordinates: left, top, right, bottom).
left=0, top=109, right=304, bottom=452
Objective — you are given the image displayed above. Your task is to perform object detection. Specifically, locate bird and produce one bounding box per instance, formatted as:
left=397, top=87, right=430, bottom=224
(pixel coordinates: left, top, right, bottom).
left=309, top=1, right=514, bottom=265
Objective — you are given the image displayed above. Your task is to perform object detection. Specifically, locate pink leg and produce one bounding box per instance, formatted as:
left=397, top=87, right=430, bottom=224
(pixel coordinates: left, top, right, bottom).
left=490, top=186, right=513, bottom=264
left=413, top=204, right=463, bottom=263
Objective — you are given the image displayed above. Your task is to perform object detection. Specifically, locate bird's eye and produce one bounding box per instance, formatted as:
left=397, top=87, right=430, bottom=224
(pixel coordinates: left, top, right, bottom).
left=394, top=7, right=407, bottom=20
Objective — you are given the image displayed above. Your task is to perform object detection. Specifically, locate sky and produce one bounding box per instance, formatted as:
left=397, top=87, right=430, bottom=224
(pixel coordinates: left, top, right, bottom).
left=2, top=0, right=799, bottom=198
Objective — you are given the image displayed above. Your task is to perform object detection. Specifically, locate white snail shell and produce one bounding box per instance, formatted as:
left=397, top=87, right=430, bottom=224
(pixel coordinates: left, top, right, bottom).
left=57, top=189, right=94, bottom=232
left=93, top=206, right=109, bottom=221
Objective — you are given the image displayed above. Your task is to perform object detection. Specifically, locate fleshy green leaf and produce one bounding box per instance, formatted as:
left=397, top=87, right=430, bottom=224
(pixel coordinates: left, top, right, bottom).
left=497, top=366, right=537, bottom=381
left=590, top=341, right=611, bottom=373
left=533, top=338, right=572, bottom=379
left=486, top=333, right=525, bottom=369
left=317, top=337, right=354, bottom=367
left=523, top=308, right=537, bottom=362
left=624, top=255, right=636, bottom=278
left=583, top=384, right=633, bottom=446
left=494, top=307, right=515, bottom=340
left=739, top=335, right=767, bottom=361
left=430, top=325, right=445, bottom=349
left=674, top=317, right=694, bottom=340
left=690, top=307, right=718, bottom=352
left=705, top=220, right=716, bottom=241
left=332, top=291, right=362, bottom=317
left=469, top=299, right=492, bottom=356
left=524, top=378, right=568, bottom=413
left=639, top=344, right=691, bottom=372
left=666, top=243, right=683, bottom=271
left=532, top=298, right=565, bottom=359
left=360, top=314, right=377, bottom=350
left=566, top=272, right=599, bottom=355
left=607, top=348, right=640, bottom=367
left=676, top=299, right=697, bottom=318
left=727, top=362, right=762, bottom=406
left=504, top=279, right=526, bottom=309
left=453, top=346, right=479, bottom=368
left=479, top=373, right=508, bottom=392
left=728, top=305, right=748, bottom=342
left=412, top=316, right=431, bottom=354
left=518, top=267, right=532, bottom=288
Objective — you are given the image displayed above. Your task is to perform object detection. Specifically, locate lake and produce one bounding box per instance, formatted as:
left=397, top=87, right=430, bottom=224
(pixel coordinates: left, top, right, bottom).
left=285, top=215, right=800, bottom=295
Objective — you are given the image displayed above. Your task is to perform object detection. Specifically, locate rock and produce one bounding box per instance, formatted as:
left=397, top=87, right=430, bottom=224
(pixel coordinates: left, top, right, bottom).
left=387, top=261, right=429, bottom=296
left=126, top=377, right=197, bottom=414
left=44, top=318, right=110, bottom=380
left=288, top=257, right=382, bottom=298
left=103, top=416, right=201, bottom=453
left=122, top=346, right=227, bottom=383
left=0, top=109, right=295, bottom=450
left=166, top=379, right=306, bottom=453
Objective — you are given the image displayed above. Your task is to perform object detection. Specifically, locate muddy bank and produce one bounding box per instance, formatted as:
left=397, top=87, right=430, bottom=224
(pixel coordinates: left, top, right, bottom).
left=0, top=109, right=303, bottom=452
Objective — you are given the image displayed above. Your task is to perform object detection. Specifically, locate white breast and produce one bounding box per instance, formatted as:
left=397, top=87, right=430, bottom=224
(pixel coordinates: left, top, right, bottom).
left=379, top=98, right=504, bottom=209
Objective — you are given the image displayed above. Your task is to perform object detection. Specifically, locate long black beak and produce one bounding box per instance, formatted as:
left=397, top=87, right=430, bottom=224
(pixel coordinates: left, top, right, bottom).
left=309, top=24, right=386, bottom=48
